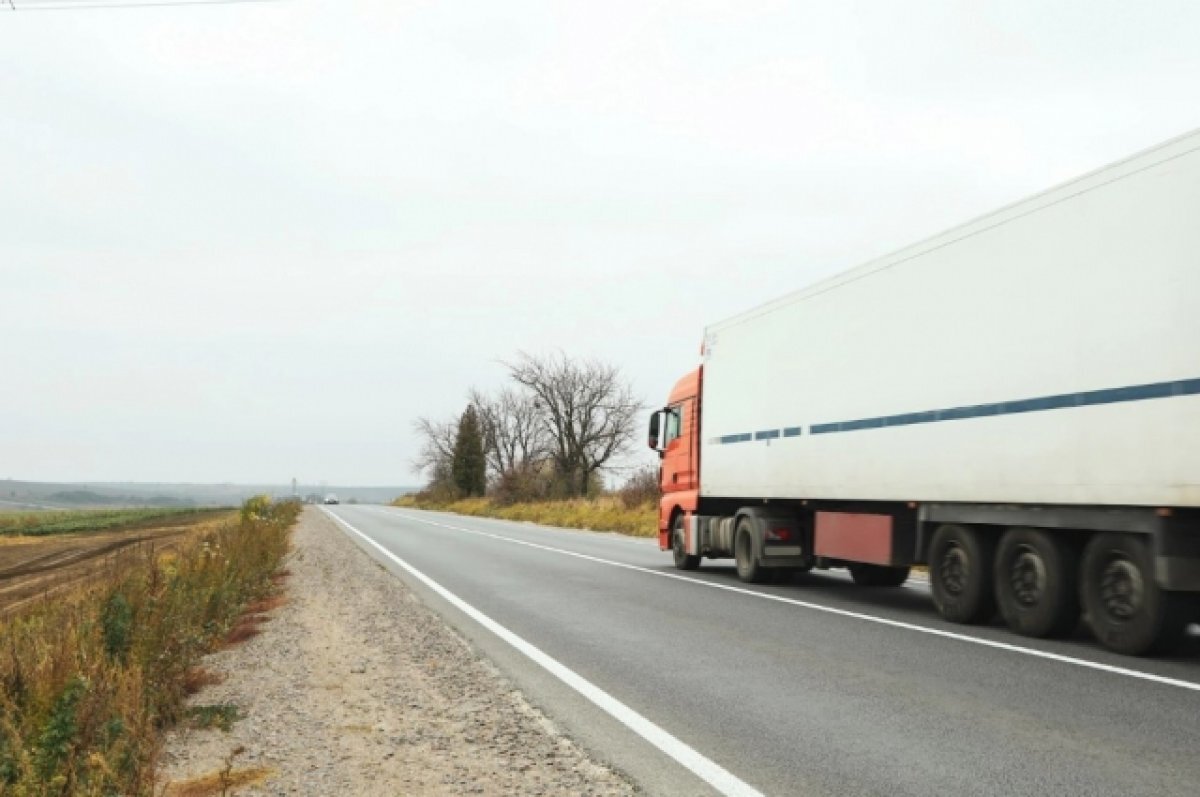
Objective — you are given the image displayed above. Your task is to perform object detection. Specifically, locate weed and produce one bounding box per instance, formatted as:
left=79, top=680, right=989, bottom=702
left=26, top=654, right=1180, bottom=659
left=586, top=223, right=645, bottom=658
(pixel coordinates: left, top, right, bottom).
left=101, top=592, right=134, bottom=663
left=242, top=595, right=287, bottom=614
left=219, top=745, right=244, bottom=796
left=182, top=668, right=224, bottom=697
left=165, top=763, right=270, bottom=797
left=185, top=705, right=240, bottom=733
left=238, top=496, right=272, bottom=526
left=34, top=676, right=88, bottom=781
left=223, top=616, right=264, bottom=646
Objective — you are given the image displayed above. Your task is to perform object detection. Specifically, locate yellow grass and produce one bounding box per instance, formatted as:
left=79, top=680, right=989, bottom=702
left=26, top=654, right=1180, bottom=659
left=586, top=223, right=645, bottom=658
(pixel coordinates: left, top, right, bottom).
left=394, top=495, right=658, bottom=537
left=165, top=766, right=272, bottom=796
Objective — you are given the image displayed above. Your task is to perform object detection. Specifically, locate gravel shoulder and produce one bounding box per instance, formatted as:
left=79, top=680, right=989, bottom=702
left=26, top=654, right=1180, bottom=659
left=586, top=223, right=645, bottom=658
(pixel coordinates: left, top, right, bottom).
left=157, top=507, right=638, bottom=796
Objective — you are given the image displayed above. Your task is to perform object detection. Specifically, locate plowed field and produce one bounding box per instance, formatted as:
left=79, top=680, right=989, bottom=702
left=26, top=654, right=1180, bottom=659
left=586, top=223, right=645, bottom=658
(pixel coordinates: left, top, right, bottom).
left=0, top=513, right=234, bottom=615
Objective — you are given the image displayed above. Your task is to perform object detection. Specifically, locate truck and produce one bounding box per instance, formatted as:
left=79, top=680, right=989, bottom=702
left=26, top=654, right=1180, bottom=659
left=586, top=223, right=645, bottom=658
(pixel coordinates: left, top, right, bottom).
left=648, top=129, right=1200, bottom=656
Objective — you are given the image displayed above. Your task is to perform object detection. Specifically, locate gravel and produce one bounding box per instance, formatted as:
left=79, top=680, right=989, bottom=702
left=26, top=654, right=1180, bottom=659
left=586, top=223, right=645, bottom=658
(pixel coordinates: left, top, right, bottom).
left=157, top=508, right=638, bottom=796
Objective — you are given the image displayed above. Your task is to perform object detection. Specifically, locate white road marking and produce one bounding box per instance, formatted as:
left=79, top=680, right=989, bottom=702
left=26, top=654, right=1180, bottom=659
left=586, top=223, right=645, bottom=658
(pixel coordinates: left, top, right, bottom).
left=380, top=508, right=1200, bottom=695
left=323, top=509, right=765, bottom=797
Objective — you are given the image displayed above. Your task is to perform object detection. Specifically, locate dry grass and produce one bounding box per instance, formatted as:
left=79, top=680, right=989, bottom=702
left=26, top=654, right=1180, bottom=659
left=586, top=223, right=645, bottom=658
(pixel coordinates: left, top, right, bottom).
left=243, top=595, right=288, bottom=614
left=165, top=765, right=272, bottom=796
left=0, top=498, right=299, bottom=796
left=222, top=614, right=269, bottom=646
left=182, top=668, right=225, bottom=697
left=395, top=494, right=657, bottom=537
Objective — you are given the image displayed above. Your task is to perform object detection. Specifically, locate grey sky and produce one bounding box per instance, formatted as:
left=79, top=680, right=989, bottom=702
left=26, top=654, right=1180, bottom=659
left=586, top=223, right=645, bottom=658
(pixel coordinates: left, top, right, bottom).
left=3, top=1, right=1199, bottom=485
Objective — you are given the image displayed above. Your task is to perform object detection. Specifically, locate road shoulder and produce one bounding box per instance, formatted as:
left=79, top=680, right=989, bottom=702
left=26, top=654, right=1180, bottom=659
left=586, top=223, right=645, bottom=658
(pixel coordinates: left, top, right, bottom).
left=157, top=507, right=637, bottom=796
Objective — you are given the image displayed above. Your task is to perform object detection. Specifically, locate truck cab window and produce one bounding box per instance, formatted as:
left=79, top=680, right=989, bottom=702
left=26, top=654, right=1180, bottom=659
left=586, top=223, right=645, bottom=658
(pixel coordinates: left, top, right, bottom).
left=664, top=406, right=682, bottom=444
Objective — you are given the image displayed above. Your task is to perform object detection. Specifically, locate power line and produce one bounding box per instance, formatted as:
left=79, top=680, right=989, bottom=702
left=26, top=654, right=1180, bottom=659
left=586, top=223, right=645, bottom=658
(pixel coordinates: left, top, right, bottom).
left=6, top=0, right=282, bottom=10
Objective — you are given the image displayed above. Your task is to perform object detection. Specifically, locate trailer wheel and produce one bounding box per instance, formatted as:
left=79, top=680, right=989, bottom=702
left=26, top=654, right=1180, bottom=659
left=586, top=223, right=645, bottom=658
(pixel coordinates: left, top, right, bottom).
left=994, top=528, right=1079, bottom=638
left=929, top=524, right=995, bottom=624
left=734, top=519, right=767, bottom=584
left=848, top=564, right=910, bottom=587
left=1080, top=533, right=1191, bottom=656
left=671, top=514, right=700, bottom=571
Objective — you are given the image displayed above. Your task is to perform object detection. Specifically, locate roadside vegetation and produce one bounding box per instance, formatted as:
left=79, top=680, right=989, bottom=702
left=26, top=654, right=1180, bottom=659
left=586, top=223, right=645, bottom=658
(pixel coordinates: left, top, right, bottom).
left=405, top=351, right=660, bottom=538
left=395, top=493, right=657, bottom=537
left=0, top=497, right=297, bottom=796
left=0, top=507, right=226, bottom=538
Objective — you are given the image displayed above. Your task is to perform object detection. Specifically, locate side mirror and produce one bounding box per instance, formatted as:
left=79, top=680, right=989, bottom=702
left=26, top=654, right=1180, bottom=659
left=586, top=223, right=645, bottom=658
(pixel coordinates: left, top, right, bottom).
left=647, top=412, right=661, bottom=450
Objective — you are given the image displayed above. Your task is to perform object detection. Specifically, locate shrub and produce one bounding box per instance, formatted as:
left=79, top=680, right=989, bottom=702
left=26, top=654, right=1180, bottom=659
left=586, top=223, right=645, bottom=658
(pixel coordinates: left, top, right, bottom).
left=100, top=593, right=134, bottom=663
left=617, top=466, right=660, bottom=509
left=239, top=495, right=272, bottom=525
left=490, top=462, right=555, bottom=506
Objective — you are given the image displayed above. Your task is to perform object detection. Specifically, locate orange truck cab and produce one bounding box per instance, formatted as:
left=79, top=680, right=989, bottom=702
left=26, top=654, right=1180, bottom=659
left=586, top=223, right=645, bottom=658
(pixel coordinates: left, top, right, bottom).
left=651, top=368, right=701, bottom=552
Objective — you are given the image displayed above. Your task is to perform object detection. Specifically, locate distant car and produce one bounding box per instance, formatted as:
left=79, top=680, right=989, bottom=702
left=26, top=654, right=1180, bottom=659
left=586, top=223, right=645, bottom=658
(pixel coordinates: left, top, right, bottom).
left=323, top=494, right=339, bottom=505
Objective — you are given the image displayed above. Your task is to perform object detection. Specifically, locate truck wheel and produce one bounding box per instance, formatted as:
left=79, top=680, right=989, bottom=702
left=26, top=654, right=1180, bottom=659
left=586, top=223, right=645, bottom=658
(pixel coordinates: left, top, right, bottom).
left=671, top=514, right=700, bottom=571
left=929, top=524, right=995, bottom=624
left=1080, top=533, right=1191, bottom=656
left=734, top=519, right=767, bottom=584
left=848, top=564, right=910, bottom=587
left=994, top=528, right=1079, bottom=638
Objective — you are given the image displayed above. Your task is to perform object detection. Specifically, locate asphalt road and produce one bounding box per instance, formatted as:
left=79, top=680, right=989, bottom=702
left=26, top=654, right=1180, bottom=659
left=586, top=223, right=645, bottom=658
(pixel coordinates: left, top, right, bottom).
left=324, top=505, right=1200, bottom=797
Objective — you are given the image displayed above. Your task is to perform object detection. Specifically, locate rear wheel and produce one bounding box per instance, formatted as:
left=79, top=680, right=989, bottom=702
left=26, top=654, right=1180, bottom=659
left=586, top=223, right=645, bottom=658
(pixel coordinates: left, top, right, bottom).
left=734, top=519, right=767, bottom=584
left=929, top=524, right=996, bottom=624
left=671, top=514, right=700, bottom=571
left=1080, top=533, right=1191, bottom=655
left=994, top=528, right=1080, bottom=638
left=848, top=563, right=911, bottom=587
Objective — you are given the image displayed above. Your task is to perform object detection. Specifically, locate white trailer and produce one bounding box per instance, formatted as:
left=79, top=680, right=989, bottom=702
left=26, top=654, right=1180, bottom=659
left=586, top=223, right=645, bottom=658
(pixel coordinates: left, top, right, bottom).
left=650, top=129, right=1200, bottom=655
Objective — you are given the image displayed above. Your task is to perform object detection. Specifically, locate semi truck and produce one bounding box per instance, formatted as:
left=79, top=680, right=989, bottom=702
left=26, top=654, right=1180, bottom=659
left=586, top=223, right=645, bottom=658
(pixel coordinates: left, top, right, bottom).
left=648, top=129, right=1200, bottom=656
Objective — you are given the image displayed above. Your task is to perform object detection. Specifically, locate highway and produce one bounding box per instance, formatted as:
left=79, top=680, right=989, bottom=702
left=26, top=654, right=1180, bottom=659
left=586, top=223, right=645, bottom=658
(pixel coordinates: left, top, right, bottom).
left=324, top=505, right=1200, bottom=797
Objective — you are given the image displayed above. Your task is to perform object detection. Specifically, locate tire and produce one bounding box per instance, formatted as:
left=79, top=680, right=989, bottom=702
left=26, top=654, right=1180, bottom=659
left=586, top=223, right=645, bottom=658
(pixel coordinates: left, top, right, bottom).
left=848, top=563, right=911, bottom=587
left=671, top=514, right=700, bottom=571
left=929, top=524, right=996, bottom=624
left=1080, top=533, right=1192, bottom=656
left=994, top=527, right=1079, bottom=638
left=734, top=519, right=767, bottom=584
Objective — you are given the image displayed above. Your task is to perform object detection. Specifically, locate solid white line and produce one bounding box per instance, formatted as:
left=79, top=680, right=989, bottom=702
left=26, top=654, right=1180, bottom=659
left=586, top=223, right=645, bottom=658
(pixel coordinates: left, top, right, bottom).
left=323, top=509, right=764, bottom=797
left=384, top=508, right=1200, bottom=695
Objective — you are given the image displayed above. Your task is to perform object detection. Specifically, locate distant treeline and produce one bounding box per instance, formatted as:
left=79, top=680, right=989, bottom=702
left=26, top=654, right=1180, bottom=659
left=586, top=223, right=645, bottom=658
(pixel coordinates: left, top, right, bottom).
left=46, top=490, right=196, bottom=507
left=0, top=507, right=226, bottom=537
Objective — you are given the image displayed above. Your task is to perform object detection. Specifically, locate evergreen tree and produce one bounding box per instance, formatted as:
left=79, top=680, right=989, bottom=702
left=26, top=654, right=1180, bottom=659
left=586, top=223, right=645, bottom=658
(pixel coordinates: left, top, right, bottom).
left=451, top=404, right=487, bottom=497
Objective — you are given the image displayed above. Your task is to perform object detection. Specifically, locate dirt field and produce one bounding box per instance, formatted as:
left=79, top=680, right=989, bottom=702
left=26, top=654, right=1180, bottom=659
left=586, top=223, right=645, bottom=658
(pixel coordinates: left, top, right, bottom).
left=0, top=513, right=235, bottom=615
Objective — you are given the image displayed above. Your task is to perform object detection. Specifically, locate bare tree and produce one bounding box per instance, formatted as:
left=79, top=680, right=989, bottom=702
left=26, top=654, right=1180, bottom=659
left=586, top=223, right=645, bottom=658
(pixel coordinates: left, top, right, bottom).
left=412, top=415, right=457, bottom=490
left=506, top=352, right=643, bottom=497
left=469, top=386, right=549, bottom=479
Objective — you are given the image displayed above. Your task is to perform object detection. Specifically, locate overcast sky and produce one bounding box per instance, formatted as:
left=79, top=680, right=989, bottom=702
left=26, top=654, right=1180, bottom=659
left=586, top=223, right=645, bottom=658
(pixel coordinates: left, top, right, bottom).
left=2, top=0, right=1199, bottom=486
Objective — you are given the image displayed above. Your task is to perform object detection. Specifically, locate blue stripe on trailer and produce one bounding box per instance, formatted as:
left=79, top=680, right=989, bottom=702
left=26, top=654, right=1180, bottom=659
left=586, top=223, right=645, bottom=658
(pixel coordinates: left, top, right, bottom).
left=809, top=377, right=1200, bottom=436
